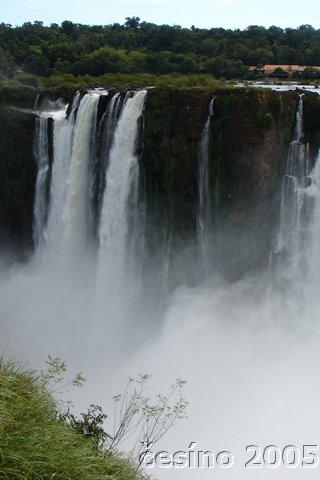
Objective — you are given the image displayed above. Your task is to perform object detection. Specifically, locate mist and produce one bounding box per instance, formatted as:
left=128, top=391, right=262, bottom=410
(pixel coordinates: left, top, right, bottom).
left=2, top=247, right=320, bottom=479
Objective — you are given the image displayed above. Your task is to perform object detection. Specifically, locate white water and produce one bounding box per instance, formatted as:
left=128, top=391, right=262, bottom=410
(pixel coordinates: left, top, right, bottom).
left=60, top=93, right=99, bottom=264
left=198, top=98, right=214, bottom=266
left=96, top=92, right=122, bottom=217
left=3, top=91, right=320, bottom=480
left=33, top=115, right=50, bottom=247
left=43, top=94, right=80, bottom=259
left=276, top=95, right=312, bottom=283
left=97, top=90, right=146, bottom=293
left=236, top=82, right=320, bottom=95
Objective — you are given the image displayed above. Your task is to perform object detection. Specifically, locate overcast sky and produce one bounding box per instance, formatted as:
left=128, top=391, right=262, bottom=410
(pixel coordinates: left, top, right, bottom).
left=2, top=0, right=320, bottom=30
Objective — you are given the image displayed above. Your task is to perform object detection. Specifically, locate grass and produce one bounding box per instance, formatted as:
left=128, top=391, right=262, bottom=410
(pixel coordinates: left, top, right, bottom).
left=0, top=358, right=144, bottom=480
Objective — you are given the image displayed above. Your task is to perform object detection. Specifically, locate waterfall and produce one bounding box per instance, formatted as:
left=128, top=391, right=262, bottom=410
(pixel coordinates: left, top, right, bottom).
left=60, top=93, right=100, bottom=261
left=33, top=115, right=50, bottom=248
left=276, top=94, right=312, bottom=279
left=34, top=93, right=40, bottom=110
left=197, top=98, right=214, bottom=270
left=90, top=93, right=123, bottom=238
left=44, top=93, right=80, bottom=256
left=34, top=88, right=147, bottom=279
left=97, top=90, right=147, bottom=291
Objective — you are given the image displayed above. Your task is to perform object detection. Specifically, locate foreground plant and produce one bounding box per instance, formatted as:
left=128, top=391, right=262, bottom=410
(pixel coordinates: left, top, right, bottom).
left=0, top=354, right=188, bottom=477
left=0, top=357, right=143, bottom=480
left=62, top=374, right=188, bottom=471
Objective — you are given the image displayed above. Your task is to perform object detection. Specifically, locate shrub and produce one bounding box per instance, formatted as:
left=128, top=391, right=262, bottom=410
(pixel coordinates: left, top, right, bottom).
left=14, top=73, right=40, bottom=87
left=0, top=357, right=143, bottom=480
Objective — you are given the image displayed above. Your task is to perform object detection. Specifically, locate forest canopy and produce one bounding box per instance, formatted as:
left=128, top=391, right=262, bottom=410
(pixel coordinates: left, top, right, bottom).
left=1, top=19, right=320, bottom=80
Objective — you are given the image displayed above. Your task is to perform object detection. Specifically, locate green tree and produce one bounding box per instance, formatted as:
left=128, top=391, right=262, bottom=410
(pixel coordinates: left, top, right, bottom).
left=22, top=53, right=50, bottom=75
left=125, top=17, right=141, bottom=29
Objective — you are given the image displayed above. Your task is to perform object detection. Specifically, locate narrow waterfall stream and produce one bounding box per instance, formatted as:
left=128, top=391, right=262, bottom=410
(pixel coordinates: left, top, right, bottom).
left=33, top=115, right=50, bottom=248
left=197, top=97, right=214, bottom=274
left=276, top=95, right=312, bottom=279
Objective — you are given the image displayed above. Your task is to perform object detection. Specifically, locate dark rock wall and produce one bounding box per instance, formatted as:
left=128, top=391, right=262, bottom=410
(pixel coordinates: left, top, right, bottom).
left=209, top=89, right=298, bottom=277
left=0, top=106, right=36, bottom=254
left=141, top=88, right=212, bottom=251
left=303, top=92, right=320, bottom=158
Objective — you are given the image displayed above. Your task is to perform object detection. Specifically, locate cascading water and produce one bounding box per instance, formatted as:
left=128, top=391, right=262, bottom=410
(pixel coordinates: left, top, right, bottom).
left=27, top=88, right=148, bottom=359
left=197, top=98, right=214, bottom=250
left=60, top=93, right=100, bottom=264
left=34, top=88, right=147, bottom=279
left=97, top=90, right=147, bottom=297
left=90, top=93, right=124, bottom=241
left=197, top=98, right=214, bottom=277
left=276, top=94, right=313, bottom=282
left=41, top=94, right=80, bottom=257
left=33, top=115, right=50, bottom=248
left=97, top=94, right=123, bottom=206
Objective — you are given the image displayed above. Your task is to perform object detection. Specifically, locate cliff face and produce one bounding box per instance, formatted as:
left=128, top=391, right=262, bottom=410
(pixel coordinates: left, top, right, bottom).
left=0, top=106, right=36, bottom=255
left=208, top=89, right=298, bottom=277
left=141, top=88, right=211, bottom=250
left=302, top=92, right=320, bottom=158
left=142, top=87, right=299, bottom=278
left=1, top=86, right=318, bottom=277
